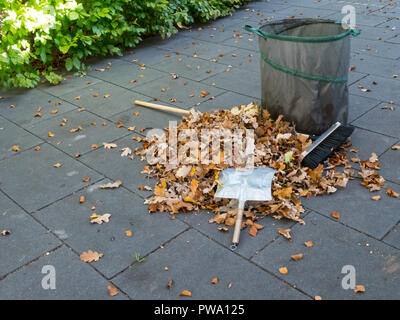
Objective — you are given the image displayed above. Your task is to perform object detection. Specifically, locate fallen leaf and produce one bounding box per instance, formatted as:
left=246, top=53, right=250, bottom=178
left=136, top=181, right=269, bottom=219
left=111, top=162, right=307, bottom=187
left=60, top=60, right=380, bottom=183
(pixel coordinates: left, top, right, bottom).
left=179, top=290, right=192, bottom=297
left=371, top=195, right=381, bottom=201
left=12, top=145, right=20, bottom=152
left=386, top=188, right=399, bottom=198
left=82, top=177, right=91, bottom=182
left=314, top=296, right=322, bottom=300
left=80, top=250, right=103, bottom=262
left=331, top=211, right=341, bottom=219
left=211, top=277, right=219, bottom=284
left=291, top=253, right=303, bottom=261
left=354, top=285, right=366, bottom=293
left=107, top=285, right=119, bottom=296
left=1, top=230, right=11, bottom=236
left=125, top=230, right=133, bottom=237
left=391, top=145, right=400, bottom=150
left=121, top=147, right=132, bottom=157
left=278, top=228, right=292, bottom=241
left=100, top=180, right=122, bottom=189
left=103, top=142, right=117, bottom=149
left=167, top=280, right=174, bottom=290
left=34, top=146, right=41, bottom=151
left=304, top=241, right=314, bottom=247
left=248, top=225, right=258, bottom=237
left=79, top=196, right=85, bottom=203
left=48, top=132, right=55, bottom=137
left=90, top=213, right=111, bottom=224
left=279, top=267, right=288, bottom=274
left=53, top=163, right=62, bottom=168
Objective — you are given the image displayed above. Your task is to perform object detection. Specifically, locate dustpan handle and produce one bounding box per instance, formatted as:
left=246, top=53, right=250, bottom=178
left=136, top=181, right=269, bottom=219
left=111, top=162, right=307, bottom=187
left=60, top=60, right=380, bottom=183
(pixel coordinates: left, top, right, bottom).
left=231, top=200, right=245, bottom=250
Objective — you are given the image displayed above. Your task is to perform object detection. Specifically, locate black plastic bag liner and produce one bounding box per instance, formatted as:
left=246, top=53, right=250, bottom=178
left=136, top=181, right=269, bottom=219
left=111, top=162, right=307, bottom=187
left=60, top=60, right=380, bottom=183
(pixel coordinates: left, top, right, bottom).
left=245, top=19, right=360, bottom=135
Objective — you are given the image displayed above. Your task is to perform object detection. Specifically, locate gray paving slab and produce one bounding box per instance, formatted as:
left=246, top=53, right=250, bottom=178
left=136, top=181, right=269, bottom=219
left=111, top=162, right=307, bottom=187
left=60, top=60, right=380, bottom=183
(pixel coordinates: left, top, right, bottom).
left=350, top=53, right=400, bottom=79
left=196, top=91, right=259, bottom=114
left=383, top=223, right=400, bottom=249
left=183, top=25, right=237, bottom=43
left=355, top=25, right=398, bottom=41
left=0, top=192, right=61, bottom=278
left=34, top=179, right=188, bottom=279
left=131, top=75, right=226, bottom=109
left=350, top=38, right=400, bottom=59
left=156, top=37, right=237, bottom=60
left=113, top=229, right=308, bottom=299
left=87, top=59, right=166, bottom=90
left=38, top=75, right=103, bottom=97
left=377, top=17, right=400, bottom=28
left=0, top=89, right=77, bottom=128
left=111, top=100, right=182, bottom=132
left=348, top=93, right=381, bottom=122
left=0, top=246, right=127, bottom=300
left=346, top=127, right=398, bottom=159
left=151, top=55, right=228, bottom=82
left=0, top=143, right=103, bottom=213
left=379, top=144, right=400, bottom=185
left=352, top=102, right=400, bottom=138
left=58, top=81, right=151, bottom=119
left=348, top=70, right=368, bottom=85
left=121, top=46, right=176, bottom=66
left=327, top=11, right=393, bottom=27
left=349, top=76, right=400, bottom=105
left=27, top=109, right=129, bottom=157
left=202, top=68, right=261, bottom=98
left=221, top=33, right=259, bottom=51
left=177, top=210, right=308, bottom=259
left=302, top=178, right=400, bottom=239
left=252, top=212, right=400, bottom=300
left=0, top=116, right=43, bottom=161
left=210, top=48, right=260, bottom=72
left=271, top=6, right=337, bottom=19
left=78, top=135, right=155, bottom=197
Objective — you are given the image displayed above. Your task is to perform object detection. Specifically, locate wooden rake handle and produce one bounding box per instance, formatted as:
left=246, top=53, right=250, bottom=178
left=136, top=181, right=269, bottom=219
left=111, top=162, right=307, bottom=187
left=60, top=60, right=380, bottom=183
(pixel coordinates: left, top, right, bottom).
left=134, top=100, right=191, bottom=115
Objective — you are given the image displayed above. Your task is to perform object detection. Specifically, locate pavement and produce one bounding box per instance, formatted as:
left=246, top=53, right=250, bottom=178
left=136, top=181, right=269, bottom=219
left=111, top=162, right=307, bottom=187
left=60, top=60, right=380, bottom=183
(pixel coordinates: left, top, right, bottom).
left=0, top=0, right=399, bottom=300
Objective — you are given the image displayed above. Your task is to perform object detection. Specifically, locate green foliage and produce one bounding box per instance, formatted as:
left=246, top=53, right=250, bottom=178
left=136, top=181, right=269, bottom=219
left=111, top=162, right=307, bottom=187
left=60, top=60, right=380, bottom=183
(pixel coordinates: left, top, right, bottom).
left=0, top=0, right=249, bottom=89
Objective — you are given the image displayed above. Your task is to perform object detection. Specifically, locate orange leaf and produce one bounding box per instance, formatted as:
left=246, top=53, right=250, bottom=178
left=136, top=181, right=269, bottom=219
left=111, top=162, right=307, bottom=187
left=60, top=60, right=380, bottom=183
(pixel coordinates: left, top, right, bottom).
left=125, top=230, right=133, bottom=237
left=80, top=250, right=103, bottom=263
left=331, top=211, right=341, bottom=219
left=107, top=285, right=119, bottom=296
left=248, top=225, right=258, bottom=237
left=304, top=241, right=314, bottom=247
left=279, top=267, right=288, bottom=274
left=354, top=285, right=365, bottom=293
left=211, top=277, right=219, bottom=284
left=179, top=290, right=192, bottom=297
left=291, top=253, right=303, bottom=261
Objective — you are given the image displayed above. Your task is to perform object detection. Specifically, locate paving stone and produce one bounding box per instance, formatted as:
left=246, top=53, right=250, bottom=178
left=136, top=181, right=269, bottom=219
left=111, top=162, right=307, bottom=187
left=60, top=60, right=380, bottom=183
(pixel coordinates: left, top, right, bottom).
left=385, top=35, right=400, bottom=44
left=319, top=0, right=387, bottom=12
left=78, top=135, right=154, bottom=197
left=350, top=38, right=400, bottom=59
left=327, top=11, right=393, bottom=27
left=156, top=37, right=237, bottom=60
left=87, top=59, right=166, bottom=90
left=355, top=25, right=398, bottom=41
left=111, top=100, right=182, bottom=132
left=196, top=91, right=259, bottom=114
left=59, top=81, right=151, bottom=119
left=38, top=75, right=102, bottom=97
left=349, top=76, right=400, bottom=105
left=34, top=179, right=188, bottom=279
left=350, top=53, right=400, bottom=79
left=177, top=210, right=307, bottom=259
left=0, top=143, right=103, bottom=213
left=348, top=70, right=368, bottom=85
left=0, top=192, right=61, bottom=278
left=346, top=127, right=398, bottom=159
left=113, top=229, right=307, bottom=299
left=0, top=117, right=43, bottom=161
left=348, top=93, right=380, bottom=122
left=252, top=212, right=400, bottom=300
left=131, top=75, right=225, bottom=110
left=379, top=144, right=400, bottom=185
left=352, top=101, right=400, bottom=138
left=302, top=178, right=400, bottom=239
left=272, top=6, right=336, bottom=19
left=222, top=33, right=259, bottom=51
left=0, top=89, right=77, bottom=128
left=377, top=17, right=400, bottom=28
left=183, top=25, right=237, bottom=43
left=151, top=55, right=228, bottom=82
left=0, top=246, right=126, bottom=300
left=27, top=109, right=129, bottom=157
left=211, top=48, right=260, bottom=72
left=383, top=224, right=400, bottom=249
left=202, top=68, right=261, bottom=98
left=121, top=45, right=181, bottom=66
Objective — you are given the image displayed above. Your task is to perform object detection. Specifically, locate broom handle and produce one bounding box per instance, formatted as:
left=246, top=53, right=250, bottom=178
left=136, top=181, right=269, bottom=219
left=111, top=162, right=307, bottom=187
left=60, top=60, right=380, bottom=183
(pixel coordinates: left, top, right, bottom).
left=135, top=100, right=191, bottom=115
left=231, top=200, right=245, bottom=250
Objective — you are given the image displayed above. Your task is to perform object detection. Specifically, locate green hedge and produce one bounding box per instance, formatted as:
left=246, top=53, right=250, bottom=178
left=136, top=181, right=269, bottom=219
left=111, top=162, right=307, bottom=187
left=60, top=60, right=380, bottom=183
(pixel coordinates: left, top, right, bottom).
left=0, top=0, right=250, bottom=89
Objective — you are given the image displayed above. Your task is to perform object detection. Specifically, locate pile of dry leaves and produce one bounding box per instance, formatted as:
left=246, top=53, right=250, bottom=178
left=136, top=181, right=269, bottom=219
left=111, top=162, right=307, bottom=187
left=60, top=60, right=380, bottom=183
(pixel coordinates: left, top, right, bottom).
left=137, top=103, right=393, bottom=233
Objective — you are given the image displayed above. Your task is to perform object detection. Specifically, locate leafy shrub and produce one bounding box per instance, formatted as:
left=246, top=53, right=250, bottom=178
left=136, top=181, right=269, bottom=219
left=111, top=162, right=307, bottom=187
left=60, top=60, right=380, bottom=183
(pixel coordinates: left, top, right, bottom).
left=0, top=0, right=250, bottom=89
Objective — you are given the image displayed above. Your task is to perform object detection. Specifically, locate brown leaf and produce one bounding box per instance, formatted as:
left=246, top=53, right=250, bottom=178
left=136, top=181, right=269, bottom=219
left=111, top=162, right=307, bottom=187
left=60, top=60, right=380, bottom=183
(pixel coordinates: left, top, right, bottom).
left=1, top=230, right=11, bottom=236
left=103, top=142, right=117, bottom=149
left=291, top=253, right=303, bottom=261
left=107, top=285, right=119, bottom=296
left=80, top=250, right=103, bottom=262
left=314, top=296, right=322, bottom=300
left=391, top=145, right=400, bottom=150
left=279, top=267, right=288, bottom=274
left=304, top=241, right=314, bottom=247
left=211, top=277, right=219, bottom=284
left=179, top=290, right=192, bottom=297
left=386, top=188, right=399, bottom=198
left=354, top=285, right=365, bottom=293
left=248, top=225, right=258, bottom=237
left=79, top=196, right=85, bottom=203
left=331, top=211, right=341, bottom=219
left=53, top=163, right=62, bottom=168
left=12, top=145, right=20, bottom=152
left=371, top=195, right=381, bottom=201
left=278, top=228, right=292, bottom=241
left=167, top=280, right=174, bottom=289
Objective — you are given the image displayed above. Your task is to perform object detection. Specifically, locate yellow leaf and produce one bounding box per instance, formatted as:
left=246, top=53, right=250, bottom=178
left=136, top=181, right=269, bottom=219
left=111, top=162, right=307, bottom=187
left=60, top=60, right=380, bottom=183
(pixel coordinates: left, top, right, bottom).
left=279, top=267, right=288, bottom=274
left=48, top=131, right=55, bottom=137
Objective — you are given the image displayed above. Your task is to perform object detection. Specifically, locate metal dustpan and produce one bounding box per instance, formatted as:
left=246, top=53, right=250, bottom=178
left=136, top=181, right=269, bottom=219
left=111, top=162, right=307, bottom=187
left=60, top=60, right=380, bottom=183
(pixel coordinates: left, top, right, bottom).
left=214, top=167, right=275, bottom=250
